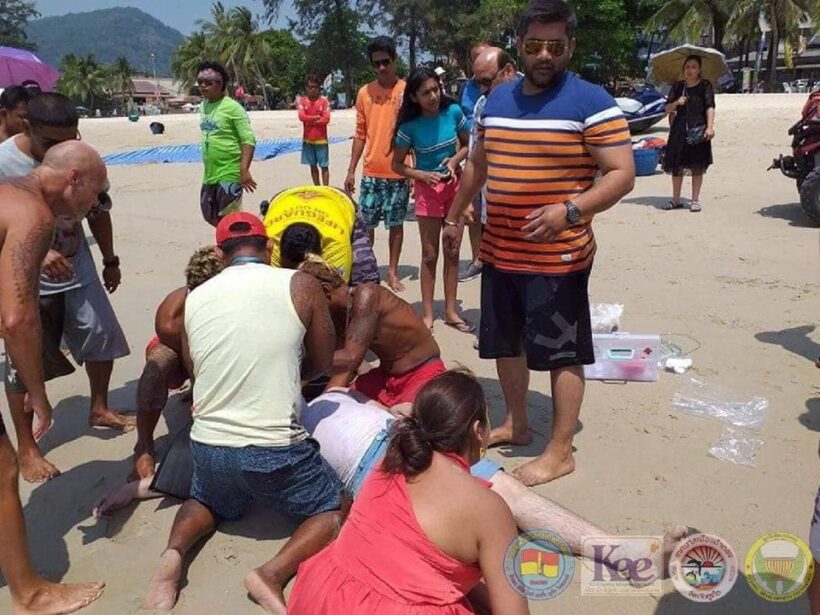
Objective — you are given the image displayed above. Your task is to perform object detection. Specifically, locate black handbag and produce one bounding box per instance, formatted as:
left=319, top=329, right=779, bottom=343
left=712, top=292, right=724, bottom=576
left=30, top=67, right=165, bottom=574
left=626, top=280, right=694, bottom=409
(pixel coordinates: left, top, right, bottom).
left=685, top=124, right=707, bottom=145
left=682, top=84, right=707, bottom=145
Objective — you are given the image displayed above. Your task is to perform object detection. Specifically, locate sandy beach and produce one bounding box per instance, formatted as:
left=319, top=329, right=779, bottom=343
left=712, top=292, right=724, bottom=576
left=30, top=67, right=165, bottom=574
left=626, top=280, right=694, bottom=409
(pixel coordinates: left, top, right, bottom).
left=0, top=92, right=818, bottom=614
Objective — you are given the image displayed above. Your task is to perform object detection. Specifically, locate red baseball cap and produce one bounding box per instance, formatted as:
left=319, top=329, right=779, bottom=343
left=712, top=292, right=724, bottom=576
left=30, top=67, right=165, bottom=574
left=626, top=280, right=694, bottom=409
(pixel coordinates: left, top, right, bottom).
left=216, top=212, right=267, bottom=245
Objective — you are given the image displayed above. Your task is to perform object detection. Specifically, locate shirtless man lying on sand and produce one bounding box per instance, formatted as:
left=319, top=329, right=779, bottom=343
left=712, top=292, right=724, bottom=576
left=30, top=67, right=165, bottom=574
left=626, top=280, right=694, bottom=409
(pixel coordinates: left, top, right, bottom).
left=297, top=256, right=445, bottom=411
left=131, top=246, right=223, bottom=479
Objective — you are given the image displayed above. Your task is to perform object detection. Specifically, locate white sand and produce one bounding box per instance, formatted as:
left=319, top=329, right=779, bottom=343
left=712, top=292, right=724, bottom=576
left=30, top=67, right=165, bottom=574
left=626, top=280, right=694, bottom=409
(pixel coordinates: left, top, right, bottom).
left=1, top=93, right=818, bottom=614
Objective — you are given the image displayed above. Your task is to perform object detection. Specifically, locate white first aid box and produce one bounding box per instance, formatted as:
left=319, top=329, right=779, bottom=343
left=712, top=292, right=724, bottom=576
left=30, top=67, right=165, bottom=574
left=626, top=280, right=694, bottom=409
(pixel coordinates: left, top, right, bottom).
left=584, top=333, right=661, bottom=382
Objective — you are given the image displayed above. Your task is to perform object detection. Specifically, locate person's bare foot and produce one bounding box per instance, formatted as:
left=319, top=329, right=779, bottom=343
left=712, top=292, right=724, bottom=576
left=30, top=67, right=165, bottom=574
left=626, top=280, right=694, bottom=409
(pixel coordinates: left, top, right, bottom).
left=488, top=421, right=533, bottom=447
left=142, top=549, right=182, bottom=611
left=387, top=272, right=405, bottom=293
left=511, top=449, right=575, bottom=486
left=12, top=579, right=105, bottom=614
left=130, top=449, right=156, bottom=482
left=19, top=448, right=61, bottom=483
left=244, top=568, right=287, bottom=615
left=89, top=409, right=136, bottom=432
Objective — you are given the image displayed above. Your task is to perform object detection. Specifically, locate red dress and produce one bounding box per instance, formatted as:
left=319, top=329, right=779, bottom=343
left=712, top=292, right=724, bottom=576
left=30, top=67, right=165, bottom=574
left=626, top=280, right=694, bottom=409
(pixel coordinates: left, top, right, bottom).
left=288, top=454, right=488, bottom=614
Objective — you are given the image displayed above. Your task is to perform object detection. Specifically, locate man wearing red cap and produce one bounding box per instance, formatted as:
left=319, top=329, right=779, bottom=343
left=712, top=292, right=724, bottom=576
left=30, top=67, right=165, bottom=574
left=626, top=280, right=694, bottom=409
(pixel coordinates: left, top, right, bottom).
left=143, top=212, right=346, bottom=612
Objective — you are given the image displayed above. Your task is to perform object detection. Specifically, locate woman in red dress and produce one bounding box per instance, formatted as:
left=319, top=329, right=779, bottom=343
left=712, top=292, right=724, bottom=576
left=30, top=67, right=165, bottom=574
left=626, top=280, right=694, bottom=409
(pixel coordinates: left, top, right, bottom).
left=288, top=370, right=529, bottom=614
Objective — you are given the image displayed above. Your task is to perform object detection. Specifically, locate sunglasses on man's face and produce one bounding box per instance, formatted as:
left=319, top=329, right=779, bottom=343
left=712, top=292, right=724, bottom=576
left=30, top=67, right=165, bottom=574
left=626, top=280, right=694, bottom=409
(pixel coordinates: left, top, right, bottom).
left=372, top=58, right=392, bottom=68
left=197, top=78, right=218, bottom=87
left=523, top=39, right=567, bottom=57
left=476, top=71, right=500, bottom=89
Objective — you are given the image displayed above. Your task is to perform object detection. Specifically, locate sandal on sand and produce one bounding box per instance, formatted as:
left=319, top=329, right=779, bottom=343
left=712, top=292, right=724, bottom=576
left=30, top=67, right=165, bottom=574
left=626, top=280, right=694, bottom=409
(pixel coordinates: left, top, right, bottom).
left=663, top=200, right=683, bottom=210
left=444, top=320, right=476, bottom=334
left=690, top=201, right=702, bottom=212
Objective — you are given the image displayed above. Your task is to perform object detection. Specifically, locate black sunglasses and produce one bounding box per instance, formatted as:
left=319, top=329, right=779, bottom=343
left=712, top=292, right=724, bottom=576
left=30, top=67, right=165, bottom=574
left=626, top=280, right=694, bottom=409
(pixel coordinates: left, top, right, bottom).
left=476, top=70, right=500, bottom=88
left=372, top=58, right=392, bottom=68
left=197, top=78, right=219, bottom=86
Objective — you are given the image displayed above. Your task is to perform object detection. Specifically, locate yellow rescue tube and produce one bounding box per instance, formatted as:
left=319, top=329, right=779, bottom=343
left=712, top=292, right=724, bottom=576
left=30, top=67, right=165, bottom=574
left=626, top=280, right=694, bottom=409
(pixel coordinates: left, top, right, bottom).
left=264, top=186, right=355, bottom=282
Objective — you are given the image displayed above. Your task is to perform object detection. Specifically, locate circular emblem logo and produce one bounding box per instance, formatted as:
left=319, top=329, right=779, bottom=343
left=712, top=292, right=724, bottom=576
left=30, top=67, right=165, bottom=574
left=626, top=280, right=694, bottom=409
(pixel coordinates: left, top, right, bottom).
left=745, top=532, right=815, bottom=601
left=669, top=533, right=739, bottom=602
left=503, top=529, right=575, bottom=600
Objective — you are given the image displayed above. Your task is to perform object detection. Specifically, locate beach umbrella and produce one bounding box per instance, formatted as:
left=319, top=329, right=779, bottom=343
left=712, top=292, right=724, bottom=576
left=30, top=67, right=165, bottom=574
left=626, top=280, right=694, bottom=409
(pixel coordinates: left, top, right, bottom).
left=648, top=44, right=730, bottom=85
left=0, top=46, right=61, bottom=91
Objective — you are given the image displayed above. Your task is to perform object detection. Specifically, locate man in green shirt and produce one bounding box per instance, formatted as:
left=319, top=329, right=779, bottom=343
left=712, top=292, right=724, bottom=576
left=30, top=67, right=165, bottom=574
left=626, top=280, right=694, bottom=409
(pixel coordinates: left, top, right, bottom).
left=197, top=61, right=257, bottom=226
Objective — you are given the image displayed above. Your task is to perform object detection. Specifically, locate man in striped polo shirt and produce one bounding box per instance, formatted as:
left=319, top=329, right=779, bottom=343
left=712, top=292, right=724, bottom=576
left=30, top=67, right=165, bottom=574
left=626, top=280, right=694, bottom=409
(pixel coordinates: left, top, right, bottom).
left=444, top=0, right=635, bottom=486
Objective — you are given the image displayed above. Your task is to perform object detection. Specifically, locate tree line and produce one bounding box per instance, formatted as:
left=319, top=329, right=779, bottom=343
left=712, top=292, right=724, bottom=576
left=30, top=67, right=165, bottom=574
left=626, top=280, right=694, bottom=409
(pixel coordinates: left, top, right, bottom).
left=3, top=0, right=820, bottom=103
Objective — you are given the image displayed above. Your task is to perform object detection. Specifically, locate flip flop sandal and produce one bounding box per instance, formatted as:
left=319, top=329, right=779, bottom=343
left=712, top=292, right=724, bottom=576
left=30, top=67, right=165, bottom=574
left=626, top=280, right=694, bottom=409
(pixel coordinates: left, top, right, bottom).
left=663, top=200, right=683, bottom=210
left=690, top=202, right=702, bottom=212
left=444, top=320, right=477, bottom=334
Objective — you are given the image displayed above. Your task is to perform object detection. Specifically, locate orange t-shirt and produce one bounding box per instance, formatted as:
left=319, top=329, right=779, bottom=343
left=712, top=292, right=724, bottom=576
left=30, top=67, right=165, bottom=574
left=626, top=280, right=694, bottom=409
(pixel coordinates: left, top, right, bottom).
left=354, top=80, right=406, bottom=179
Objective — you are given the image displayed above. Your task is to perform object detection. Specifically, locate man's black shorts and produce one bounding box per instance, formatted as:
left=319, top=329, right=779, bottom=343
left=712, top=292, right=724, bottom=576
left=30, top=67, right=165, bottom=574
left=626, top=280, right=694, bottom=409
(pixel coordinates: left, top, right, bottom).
left=478, top=264, right=594, bottom=371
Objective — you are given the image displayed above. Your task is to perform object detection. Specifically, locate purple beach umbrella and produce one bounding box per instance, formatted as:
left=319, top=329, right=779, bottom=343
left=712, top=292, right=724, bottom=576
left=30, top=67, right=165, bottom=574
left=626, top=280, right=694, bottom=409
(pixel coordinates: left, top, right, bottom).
left=0, top=46, right=60, bottom=91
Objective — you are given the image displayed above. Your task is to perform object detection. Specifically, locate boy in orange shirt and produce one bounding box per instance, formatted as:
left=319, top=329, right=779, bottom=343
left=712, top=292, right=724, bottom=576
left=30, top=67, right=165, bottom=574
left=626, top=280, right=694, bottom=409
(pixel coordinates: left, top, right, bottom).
left=297, top=74, right=331, bottom=186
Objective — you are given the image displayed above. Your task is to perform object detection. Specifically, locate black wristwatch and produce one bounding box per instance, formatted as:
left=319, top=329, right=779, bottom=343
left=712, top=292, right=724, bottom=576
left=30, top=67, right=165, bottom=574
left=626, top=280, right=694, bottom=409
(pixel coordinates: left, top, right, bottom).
left=564, top=200, right=582, bottom=225
left=103, top=256, right=120, bottom=268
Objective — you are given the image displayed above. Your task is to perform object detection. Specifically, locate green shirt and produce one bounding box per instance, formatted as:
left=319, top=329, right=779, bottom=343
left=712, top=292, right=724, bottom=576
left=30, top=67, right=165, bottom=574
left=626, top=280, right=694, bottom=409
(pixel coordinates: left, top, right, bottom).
left=200, top=96, right=256, bottom=184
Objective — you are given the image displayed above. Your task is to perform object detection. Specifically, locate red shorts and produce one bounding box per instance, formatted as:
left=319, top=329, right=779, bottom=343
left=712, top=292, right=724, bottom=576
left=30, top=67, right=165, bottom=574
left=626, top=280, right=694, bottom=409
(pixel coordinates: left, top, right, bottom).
left=145, top=336, right=188, bottom=391
left=413, top=177, right=460, bottom=218
left=351, top=358, right=446, bottom=407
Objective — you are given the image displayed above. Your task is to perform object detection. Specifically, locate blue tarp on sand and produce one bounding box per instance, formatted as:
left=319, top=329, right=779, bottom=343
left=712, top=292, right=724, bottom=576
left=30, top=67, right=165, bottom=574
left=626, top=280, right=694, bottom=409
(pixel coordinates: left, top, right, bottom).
left=103, top=136, right=350, bottom=166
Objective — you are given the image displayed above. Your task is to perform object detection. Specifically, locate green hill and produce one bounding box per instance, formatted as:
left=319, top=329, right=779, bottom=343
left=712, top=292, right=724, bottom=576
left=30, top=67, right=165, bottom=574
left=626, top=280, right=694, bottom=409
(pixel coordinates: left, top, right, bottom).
left=25, top=7, right=184, bottom=76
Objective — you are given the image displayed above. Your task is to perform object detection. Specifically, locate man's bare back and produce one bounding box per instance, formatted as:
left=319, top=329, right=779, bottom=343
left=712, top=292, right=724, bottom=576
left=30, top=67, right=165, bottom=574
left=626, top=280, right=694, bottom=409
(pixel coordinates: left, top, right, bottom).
left=154, top=287, right=187, bottom=353
left=345, top=283, right=439, bottom=375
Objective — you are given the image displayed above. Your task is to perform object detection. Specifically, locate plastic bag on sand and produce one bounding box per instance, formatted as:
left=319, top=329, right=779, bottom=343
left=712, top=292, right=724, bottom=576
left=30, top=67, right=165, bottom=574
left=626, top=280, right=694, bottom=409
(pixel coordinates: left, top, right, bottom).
left=708, top=427, right=763, bottom=467
left=591, top=303, right=623, bottom=333
left=671, top=377, right=768, bottom=430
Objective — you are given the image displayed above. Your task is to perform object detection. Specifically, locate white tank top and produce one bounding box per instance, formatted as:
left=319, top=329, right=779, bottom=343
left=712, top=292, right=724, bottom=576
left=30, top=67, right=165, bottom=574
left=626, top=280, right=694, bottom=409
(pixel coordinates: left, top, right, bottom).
left=186, top=263, right=307, bottom=448
left=300, top=391, right=390, bottom=486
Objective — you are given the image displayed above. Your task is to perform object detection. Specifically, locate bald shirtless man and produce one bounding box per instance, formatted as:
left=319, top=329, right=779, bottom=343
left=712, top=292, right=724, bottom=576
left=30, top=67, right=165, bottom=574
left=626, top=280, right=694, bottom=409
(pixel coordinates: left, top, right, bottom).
left=299, top=257, right=444, bottom=410
left=131, top=246, right=223, bottom=480
left=0, top=140, right=106, bottom=613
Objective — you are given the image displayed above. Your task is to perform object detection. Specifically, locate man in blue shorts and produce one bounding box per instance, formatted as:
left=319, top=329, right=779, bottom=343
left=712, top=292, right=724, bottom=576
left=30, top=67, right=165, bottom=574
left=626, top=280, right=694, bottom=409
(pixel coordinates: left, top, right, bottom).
left=344, top=36, right=410, bottom=292
left=142, top=213, right=345, bottom=612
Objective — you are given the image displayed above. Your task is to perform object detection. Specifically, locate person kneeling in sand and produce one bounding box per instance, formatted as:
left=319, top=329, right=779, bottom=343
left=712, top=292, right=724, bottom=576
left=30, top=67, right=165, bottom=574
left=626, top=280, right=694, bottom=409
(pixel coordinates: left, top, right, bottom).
left=98, top=377, right=690, bottom=599
left=131, top=246, right=223, bottom=480
left=263, top=185, right=379, bottom=286
left=141, top=213, right=346, bottom=613
left=299, top=256, right=445, bottom=410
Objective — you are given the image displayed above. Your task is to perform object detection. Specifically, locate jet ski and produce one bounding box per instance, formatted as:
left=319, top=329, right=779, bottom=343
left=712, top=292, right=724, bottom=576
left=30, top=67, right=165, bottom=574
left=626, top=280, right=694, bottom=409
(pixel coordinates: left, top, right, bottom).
left=615, top=87, right=667, bottom=134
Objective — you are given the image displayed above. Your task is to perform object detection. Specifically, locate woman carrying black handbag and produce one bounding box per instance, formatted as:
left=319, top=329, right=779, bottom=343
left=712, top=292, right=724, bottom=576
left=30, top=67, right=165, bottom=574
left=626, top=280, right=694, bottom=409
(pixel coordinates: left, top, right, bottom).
left=662, top=54, right=716, bottom=212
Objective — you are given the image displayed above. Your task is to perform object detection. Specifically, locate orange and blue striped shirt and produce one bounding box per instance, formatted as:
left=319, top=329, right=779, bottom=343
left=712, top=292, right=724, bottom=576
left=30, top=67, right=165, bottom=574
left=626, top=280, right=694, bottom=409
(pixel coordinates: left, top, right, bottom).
left=477, top=72, right=630, bottom=275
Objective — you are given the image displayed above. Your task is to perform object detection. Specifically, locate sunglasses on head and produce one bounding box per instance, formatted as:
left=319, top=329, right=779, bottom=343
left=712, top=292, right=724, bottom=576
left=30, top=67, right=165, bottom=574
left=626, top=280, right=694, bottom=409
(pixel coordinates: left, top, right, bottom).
left=523, top=39, right=567, bottom=57
left=372, top=58, right=392, bottom=68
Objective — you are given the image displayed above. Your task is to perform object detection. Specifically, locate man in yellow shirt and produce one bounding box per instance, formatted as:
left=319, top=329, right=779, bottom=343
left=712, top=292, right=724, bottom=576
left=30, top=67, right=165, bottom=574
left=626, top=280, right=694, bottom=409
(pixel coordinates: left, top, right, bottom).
left=263, top=185, right=379, bottom=286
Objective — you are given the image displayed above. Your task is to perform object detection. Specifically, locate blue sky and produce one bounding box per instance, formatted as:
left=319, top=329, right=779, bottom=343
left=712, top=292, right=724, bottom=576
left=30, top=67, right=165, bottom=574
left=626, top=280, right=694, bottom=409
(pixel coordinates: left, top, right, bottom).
left=33, top=0, right=297, bottom=34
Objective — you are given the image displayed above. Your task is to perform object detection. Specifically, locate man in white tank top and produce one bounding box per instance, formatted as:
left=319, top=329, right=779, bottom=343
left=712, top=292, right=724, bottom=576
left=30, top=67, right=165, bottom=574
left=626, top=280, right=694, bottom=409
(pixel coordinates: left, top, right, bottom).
left=143, top=213, right=346, bottom=613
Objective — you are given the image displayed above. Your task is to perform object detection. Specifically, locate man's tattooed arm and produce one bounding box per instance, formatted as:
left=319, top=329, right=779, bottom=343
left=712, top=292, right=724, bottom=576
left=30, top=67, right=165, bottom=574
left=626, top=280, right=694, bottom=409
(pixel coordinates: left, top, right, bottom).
left=11, top=219, right=53, bottom=303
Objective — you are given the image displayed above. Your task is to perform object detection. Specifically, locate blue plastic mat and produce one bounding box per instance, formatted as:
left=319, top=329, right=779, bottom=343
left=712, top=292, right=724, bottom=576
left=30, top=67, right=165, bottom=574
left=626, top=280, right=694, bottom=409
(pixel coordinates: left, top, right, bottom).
left=103, top=136, right=350, bottom=166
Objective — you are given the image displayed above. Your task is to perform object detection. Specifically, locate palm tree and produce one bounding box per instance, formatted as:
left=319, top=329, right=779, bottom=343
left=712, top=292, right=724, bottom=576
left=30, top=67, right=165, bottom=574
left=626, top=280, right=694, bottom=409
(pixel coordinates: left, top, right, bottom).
left=173, top=3, right=274, bottom=95
left=107, top=56, right=135, bottom=111
left=644, top=0, right=734, bottom=52
left=57, top=54, right=107, bottom=109
left=214, top=6, right=273, bottom=91
left=172, top=32, right=214, bottom=92
left=730, top=0, right=820, bottom=90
